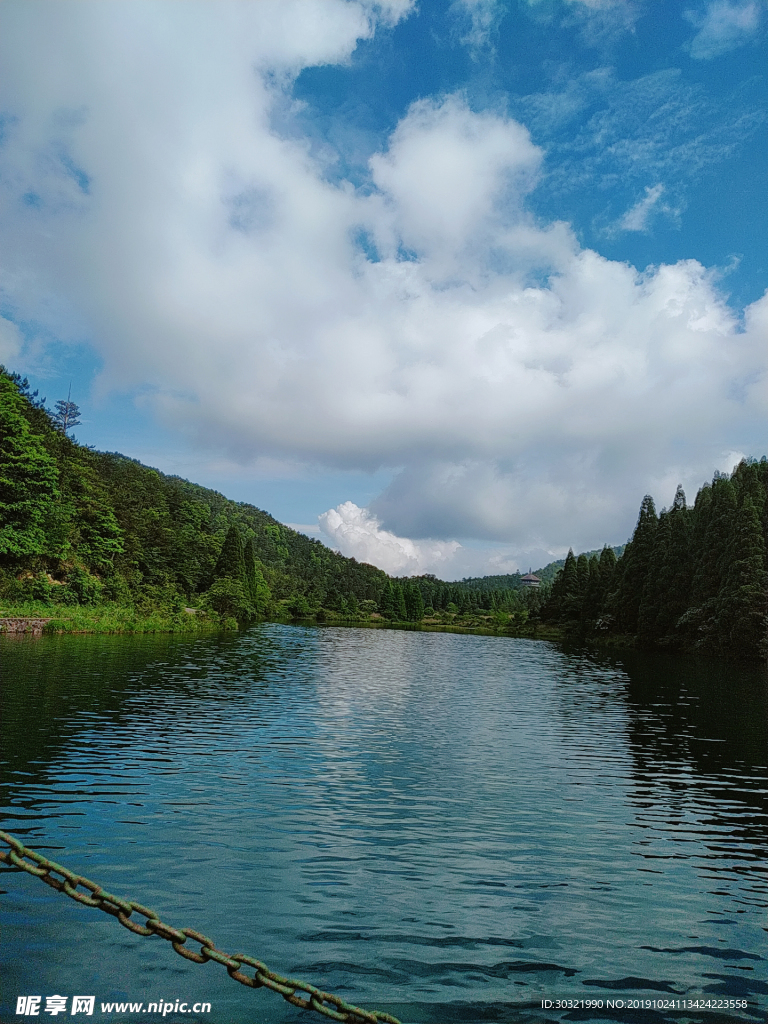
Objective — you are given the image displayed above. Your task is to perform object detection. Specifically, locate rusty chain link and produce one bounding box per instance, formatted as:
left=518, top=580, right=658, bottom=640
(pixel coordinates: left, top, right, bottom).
left=0, top=830, right=401, bottom=1024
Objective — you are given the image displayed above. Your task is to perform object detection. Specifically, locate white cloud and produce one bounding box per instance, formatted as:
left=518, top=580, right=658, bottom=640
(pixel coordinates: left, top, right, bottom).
left=369, top=95, right=542, bottom=267
left=320, top=501, right=461, bottom=575
left=616, top=183, right=679, bottom=233
left=0, top=316, right=22, bottom=365
left=0, top=2, right=766, bottom=569
left=450, top=0, right=504, bottom=50
left=686, top=0, right=762, bottom=59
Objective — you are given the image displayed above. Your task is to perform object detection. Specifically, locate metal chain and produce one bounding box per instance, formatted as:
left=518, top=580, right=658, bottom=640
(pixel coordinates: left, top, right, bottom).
left=0, top=830, right=401, bottom=1024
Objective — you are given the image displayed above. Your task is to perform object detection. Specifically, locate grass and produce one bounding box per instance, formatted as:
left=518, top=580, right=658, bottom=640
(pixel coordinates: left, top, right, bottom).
left=0, top=600, right=230, bottom=635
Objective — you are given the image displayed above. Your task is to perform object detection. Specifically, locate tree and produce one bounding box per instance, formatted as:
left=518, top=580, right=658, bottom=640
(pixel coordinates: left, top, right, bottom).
left=613, top=495, right=658, bottom=633
left=52, top=385, right=81, bottom=434
left=712, top=494, right=767, bottom=659
left=392, top=582, right=407, bottom=620
left=243, top=536, right=271, bottom=613
left=202, top=576, right=251, bottom=622
left=0, top=374, right=60, bottom=561
left=544, top=549, right=577, bottom=623
left=379, top=581, right=395, bottom=618
left=214, top=524, right=246, bottom=582
left=404, top=581, right=424, bottom=621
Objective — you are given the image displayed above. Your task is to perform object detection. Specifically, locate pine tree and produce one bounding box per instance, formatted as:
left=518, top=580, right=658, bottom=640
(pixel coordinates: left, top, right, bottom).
left=544, top=549, right=577, bottom=623
left=379, top=580, right=395, bottom=618
left=214, top=524, right=246, bottom=583
left=638, top=509, right=671, bottom=642
left=404, top=581, right=424, bottom=621
left=712, top=494, right=767, bottom=659
left=690, top=476, right=737, bottom=614
left=654, top=487, right=692, bottom=640
left=52, top=385, right=81, bottom=434
left=569, top=553, right=590, bottom=621
left=580, top=555, right=601, bottom=625
left=597, top=545, right=617, bottom=602
left=613, top=495, right=658, bottom=633
left=393, top=582, right=407, bottom=620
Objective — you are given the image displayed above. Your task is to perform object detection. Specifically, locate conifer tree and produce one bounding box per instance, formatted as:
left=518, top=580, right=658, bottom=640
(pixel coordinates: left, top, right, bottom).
left=581, top=554, right=602, bottom=624
left=654, top=487, right=692, bottom=639
left=404, top=581, right=424, bottom=621
left=690, top=476, right=736, bottom=611
left=597, top=545, right=617, bottom=605
left=379, top=580, right=395, bottom=618
left=214, top=524, right=246, bottom=583
left=392, top=582, right=407, bottom=620
left=713, top=494, right=767, bottom=659
left=613, top=495, right=658, bottom=633
left=638, top=510, right=671, bottom=642
left=571, top=553, right=590, bottom=621
left=545, top=549, right=577, bottom=623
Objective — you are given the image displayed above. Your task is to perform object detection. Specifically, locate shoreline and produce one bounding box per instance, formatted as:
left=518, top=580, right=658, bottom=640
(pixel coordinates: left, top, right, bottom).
left=0, top=606, right=600, bottom=650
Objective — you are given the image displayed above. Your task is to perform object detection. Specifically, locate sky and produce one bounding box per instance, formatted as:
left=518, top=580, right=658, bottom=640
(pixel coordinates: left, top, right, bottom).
left=1, top=0, right=766, bottom=579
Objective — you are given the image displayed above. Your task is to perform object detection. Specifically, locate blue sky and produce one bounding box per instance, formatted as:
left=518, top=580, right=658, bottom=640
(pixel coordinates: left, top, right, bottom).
left=1, top=0, right=766, bottom=578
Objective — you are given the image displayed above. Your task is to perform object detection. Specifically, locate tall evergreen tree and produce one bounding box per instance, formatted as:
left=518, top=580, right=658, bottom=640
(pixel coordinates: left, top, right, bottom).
left=213, top=525, right=246, bottom=584
left=712, top=494, right=767, bottom=659
left=638, top=510, right=671, bottom=642
left=544, top=549, right=577, bottom=623
left=613, top=495, right=658, bottom=633
left=689, top=476, right=737, bottom=617
left=404, top=581, right=424, bottom=621
left=654, top=488, right=692, bottom=640
left=379, top=580, right=395, bottom=618
left=580, top=554, right=602, bottom=624
left=392, top=582, right=407, bottom=620
left=597, top=545, right=617, bottom=603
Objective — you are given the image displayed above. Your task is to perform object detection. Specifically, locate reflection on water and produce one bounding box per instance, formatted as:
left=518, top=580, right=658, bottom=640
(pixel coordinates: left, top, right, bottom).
left=1, top=626, right=766, bottom=1023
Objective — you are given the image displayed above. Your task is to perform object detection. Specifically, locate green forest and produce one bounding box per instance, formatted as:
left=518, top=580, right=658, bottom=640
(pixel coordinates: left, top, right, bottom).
left=541, top=465, right=768, bottom=661
left=1, top=366, right=766, bottom=659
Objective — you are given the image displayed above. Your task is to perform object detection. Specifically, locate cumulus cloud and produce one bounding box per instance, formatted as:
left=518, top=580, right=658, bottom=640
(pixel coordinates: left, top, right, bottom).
left=320, top=501, right=461, bottom=576
left=0, top=1, right=766, bottom=572
left=686, top=0, right=762, bottom=59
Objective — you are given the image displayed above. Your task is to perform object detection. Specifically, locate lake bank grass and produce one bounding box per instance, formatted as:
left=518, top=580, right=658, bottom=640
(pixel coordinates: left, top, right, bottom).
left=0, top=600, right=229, bottom=635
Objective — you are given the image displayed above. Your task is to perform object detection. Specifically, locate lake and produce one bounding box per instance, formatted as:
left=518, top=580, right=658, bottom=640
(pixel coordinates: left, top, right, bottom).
left=1, top=624, right=766, bottom=1024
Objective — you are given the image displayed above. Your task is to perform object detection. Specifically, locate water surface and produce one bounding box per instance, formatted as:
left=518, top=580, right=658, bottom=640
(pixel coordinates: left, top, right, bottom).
left=2, top=625, right=766, bottom=1023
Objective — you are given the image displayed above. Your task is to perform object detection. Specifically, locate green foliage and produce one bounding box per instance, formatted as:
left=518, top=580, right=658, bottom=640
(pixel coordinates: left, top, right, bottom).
left=243, top=537, right=271, bottom=614
left=214, top=524, right=246, bottom=581
left=201, top=576, right=252, bottom=622
left=404, top=581, right=424, bottom=621
left=0, top=375, right=60, bottom=560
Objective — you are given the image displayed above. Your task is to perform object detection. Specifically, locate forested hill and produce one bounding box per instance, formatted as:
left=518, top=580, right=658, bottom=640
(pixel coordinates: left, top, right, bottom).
left=0, top=366, right=389, bottom=618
